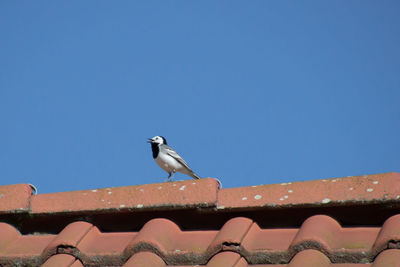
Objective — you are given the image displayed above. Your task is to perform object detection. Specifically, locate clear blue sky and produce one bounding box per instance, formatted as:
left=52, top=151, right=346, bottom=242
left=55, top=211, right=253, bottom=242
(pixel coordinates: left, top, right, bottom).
left=1, top=2, right=399, bottom=193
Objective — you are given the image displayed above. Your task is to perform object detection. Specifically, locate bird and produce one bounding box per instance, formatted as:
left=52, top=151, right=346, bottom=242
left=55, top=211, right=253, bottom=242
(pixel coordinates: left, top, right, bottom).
left=147, top=136, right=201, bottom=181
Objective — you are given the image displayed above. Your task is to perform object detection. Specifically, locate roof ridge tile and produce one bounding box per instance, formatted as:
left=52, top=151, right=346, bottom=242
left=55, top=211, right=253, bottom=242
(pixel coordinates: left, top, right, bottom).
left=1, top=173, right=399, bottom=216
left=0, top=184, right=34, bottom=214
left=30, top=178, right=219, bottom=215
left=218, top=172, right=400, bottom=210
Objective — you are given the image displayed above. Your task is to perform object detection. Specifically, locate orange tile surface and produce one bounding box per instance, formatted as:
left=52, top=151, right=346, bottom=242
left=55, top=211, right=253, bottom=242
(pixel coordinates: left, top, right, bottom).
left=42, top=254, right=83, bottom=267
left=31, top=178, right=219, bottom=214
left=1, top=215, right=400, bottom=266
left=0, top=184, right=33, bottom=213
left=0, top=173, right=399, bottom=266
left=218, top=173, right=400, bottom=209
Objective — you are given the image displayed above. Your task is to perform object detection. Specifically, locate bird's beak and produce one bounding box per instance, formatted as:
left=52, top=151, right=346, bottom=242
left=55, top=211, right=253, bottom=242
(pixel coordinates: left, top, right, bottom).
left=146, top=138, right=153, bottom=143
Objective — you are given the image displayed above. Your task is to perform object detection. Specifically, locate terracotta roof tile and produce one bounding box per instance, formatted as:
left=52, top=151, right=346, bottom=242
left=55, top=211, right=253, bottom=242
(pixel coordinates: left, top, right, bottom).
left=0, top=222, right=20, bottom=250
left=0, top=184, right=33, bottom=213
left=1, top=215, right=400, bottom=265
left=372, top=214, right=400, bottom=254
left=117, top=250, right=400, bottom=266
left=218, top=173, right=400, bottom=209
left=290, top=215, right=380, bottom=262
left=241, top=223, right=297, bottom=263
left=207, top=251, right=242, bottom=267
left=42, top=254, right=83, bottom=267
left=1, top=172, right=400, bottom=266
left=208, top=217, right=253, bottom=254
left=124, top=218, right=217, bottom=265
left=372, top=249, right=400, bottom=267
left=78, top=227, right=135, bottom=256
left=31, top=178, right=219, bottom=214
left=124, top=251, right=165, bottom=267
left=42, top=221, right=93, bottom=262
left=287, top=250, right=331, bottom=266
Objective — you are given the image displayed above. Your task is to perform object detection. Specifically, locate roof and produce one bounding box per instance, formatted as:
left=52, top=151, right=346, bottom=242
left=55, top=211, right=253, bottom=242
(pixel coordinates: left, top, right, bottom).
left=1, top=172, right=400, bottom=266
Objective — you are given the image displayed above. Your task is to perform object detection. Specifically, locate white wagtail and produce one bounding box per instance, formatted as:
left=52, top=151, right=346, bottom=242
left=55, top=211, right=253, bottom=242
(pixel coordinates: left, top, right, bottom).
left=147, top=136, right=201, bottom=180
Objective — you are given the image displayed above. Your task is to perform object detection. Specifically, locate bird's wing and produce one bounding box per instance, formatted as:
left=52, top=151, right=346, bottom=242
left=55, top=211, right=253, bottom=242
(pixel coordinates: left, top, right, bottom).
left=163, top=145, right=193, bottom=171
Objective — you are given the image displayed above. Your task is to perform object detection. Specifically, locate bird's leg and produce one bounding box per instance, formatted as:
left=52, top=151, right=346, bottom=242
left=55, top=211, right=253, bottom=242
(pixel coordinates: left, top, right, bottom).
left=165, top=172, right=172, bottom=182
left=172, top=171, right=176, bottom=181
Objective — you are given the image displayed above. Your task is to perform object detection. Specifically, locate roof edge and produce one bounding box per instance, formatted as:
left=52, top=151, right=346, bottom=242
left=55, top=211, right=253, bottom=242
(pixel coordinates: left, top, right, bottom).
left=217, top=172, right=400, bottom=210
left=1, top=172, right=399, bottom=215
left=30, top=178, right=220, bottom=215
left=0, top=184, right=34, bottom=214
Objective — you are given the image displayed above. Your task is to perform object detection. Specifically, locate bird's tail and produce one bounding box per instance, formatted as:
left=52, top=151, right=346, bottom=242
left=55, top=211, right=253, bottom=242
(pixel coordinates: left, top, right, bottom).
left=190, top=172, right=201, bottom=179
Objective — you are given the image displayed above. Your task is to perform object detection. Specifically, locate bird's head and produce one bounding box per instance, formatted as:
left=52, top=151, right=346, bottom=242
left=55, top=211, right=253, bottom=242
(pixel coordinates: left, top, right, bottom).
left=147, top=136, right=167, bottom=145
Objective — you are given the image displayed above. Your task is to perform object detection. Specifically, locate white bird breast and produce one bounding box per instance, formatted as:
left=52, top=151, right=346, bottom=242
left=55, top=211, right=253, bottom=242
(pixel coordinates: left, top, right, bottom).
left=155, top=152, right=182, bottom=173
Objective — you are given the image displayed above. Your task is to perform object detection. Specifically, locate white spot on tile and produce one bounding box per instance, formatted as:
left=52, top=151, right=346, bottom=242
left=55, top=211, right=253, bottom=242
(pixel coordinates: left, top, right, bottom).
left=279, top=197, right=284, bottom=201
left=251, top=185, right=257, bottom=187
left=254, top=195, right=262, bottom=200
left=120, top=204, right=126, bottom=208
left=242, top=197, right=247, bottom=201
left=322, top=179, right=328, bottom=182
left=101, top=199, right=104, bottom=202
left=322, top=198, right=331, bottom=204
left=158, top=186, right=162, bottom=190
left=107, top=202, right=111, bottom=204
left=373, top=181, right=379, bottom=185
left=173, top=184, right=177, bottom=187
left=91, top=190, right=97, bottom=192
left=175, top=249, right=181, bottom=252
left=349, top=187, right=354, bottom=191
left=108, top=192, right=112, bottom=195
left=139, top=189, right=144, bottom=192
left=284, top=195, right=288, bottom=199
left=281, top=183, right=288, bottom=186
left=397, top=195, right=400, bottom=199
left=217, top=206, right=225, bottom=209
left=288, top=190, right=293, bottom=193
left=192, top=182, right=196, bottom=185
left=366, top=188, right=373, bottom=192
left=179, top=185, right=186, bottom=191
left=331, top=179, right=337, bottom=182
left=137, top=204, right=144, bottom=208
left=287, top=182, right=292, bottom=185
